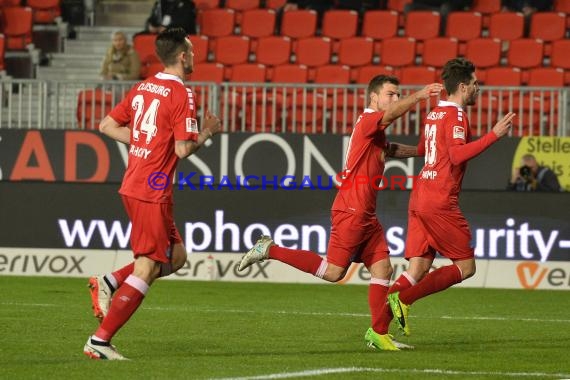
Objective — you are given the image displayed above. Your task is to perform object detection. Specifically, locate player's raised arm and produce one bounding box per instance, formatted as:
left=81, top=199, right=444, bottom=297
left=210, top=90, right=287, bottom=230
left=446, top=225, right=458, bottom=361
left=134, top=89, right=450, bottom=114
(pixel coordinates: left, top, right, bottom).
left=448, top=112, right=516, bottom=165
left=381, top=83, right=443, bottom=125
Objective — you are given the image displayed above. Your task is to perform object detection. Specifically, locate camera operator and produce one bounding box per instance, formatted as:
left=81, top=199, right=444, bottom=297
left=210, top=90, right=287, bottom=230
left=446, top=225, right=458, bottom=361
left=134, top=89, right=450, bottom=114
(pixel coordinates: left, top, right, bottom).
left=508, top=154, right=561, bottom=192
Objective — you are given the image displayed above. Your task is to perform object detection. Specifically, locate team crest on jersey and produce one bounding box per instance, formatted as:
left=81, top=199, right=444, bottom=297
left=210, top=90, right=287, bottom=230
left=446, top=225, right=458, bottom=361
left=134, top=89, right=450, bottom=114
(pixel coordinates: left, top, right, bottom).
left=186, top=117, right=198, bottom=133
left=453, top=126, right=465, bottom=139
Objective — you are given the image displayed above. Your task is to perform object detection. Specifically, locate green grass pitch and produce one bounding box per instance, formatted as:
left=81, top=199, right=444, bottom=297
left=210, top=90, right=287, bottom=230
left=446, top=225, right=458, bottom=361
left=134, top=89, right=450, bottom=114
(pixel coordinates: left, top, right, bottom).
left=1, top=276, right=569, bottom=380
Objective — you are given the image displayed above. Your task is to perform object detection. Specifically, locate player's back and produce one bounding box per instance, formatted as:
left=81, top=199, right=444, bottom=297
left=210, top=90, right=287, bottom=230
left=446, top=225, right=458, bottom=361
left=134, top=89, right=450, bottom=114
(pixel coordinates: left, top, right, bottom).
left=410, top=101, right=471, bottom=212
left=114, top=72, right=197, bottom=203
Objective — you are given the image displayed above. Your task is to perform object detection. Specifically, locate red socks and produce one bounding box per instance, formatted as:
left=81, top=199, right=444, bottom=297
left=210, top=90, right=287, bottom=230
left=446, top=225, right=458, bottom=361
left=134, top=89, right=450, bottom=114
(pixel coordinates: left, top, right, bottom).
left=368, top=279, right=389, bottom=333
left=374, top=272, right=415, bottom=334
left=268, top=246, right=325, bottom=276
left=399, top=265, right=462, bottom=305
left=94, top=275, right=148, bottom=342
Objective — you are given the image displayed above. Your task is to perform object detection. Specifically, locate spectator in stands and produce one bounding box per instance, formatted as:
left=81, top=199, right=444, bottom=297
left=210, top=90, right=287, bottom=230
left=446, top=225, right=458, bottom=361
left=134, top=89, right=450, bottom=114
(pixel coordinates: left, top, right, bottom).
left=100, top=31, right=141, bottom=81
left=145, top=0, right=197, bottom=35
left=404, top=0, right=473, bottom=34
left=507, top=154, right=562, bottom=192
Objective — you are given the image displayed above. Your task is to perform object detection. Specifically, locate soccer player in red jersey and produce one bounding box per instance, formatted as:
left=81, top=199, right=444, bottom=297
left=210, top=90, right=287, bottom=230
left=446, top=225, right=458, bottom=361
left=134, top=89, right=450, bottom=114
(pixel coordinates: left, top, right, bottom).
left=379, top=58, right=515, bottom=341
left=83, top=28, right=222, bottom=360
left=238, top=75, right=443, bottom=350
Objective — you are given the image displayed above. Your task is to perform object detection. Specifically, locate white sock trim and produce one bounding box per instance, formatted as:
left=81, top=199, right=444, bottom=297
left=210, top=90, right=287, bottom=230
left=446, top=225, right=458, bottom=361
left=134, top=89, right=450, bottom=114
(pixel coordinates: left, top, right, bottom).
left=403, top=271, right=417, bottom=286
left=125, top=275, right=149, bottom=295
left=315, top=258, right=327, bottom=279
left=370, top=277, right=390, bottom=287
left=106, top=274, right=118, bottom=289
left=455, top=265, right=463, bottom=280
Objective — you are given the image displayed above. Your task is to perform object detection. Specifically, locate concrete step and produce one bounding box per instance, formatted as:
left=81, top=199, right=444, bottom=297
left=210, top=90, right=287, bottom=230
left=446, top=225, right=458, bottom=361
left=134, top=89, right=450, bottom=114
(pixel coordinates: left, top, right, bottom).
left=49, top=54, right=102, bottom=70
left=95, top=1, right=153, bottom=27
left=75, top=26, right=141, bottom=42
left=37, top=67, right=102, bottom=80
left=64, top=39, right=109, bottom=55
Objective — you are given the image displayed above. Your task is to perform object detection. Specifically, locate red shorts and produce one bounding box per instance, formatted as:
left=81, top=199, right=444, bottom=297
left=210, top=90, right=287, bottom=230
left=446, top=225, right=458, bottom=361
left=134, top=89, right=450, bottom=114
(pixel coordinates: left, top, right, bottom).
left=326, top=210, right=389, bottom=268
left=121, top=195, right=182, bottom=263
left=405, top=210, right=474, bottom=261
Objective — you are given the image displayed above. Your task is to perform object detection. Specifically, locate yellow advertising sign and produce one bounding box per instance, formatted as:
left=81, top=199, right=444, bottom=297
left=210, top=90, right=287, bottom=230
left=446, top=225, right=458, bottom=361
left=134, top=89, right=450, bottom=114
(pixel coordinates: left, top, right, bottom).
left=512, top=137, right=570, bottom=191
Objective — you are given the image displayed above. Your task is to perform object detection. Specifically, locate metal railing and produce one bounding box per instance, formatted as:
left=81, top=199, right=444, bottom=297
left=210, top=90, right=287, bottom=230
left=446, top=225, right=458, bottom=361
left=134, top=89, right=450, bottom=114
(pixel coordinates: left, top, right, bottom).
left=0, top=79, right=567, bottom=136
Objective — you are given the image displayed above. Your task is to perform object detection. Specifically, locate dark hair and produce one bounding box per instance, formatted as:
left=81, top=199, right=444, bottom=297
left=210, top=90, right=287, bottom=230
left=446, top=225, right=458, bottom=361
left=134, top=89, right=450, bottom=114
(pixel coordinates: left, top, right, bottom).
left=366, top=75, right=399, bottom=103
left=155, top=27, right=189, bottom=66
left=441, top=58, right=475, bottom=95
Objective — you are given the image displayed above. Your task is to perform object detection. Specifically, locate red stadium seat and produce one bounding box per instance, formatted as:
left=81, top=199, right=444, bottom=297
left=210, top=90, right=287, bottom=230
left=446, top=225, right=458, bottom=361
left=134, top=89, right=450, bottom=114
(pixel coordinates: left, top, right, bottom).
left=337, top=37, right=373, bottom=68
left=295, top=37, right=331, bottom=67
left=200, top=9, right=235, bottom=37
left=281, top=10, right=317, bottom=39
left=314, top=65, right=350, bottom=84
left=527, top=67, right=565, bottom=87
left=214, top=35, right=250, bottom=65
left=422, top=37, right=458, bottom=68
left=507, top=39, right=544, bottom=69
left=446, top=12, right=482, bottom=41
left=550, top=40, right=570, bottom=83
left=265, top=0, right=286, bottom=8
left=190, top=63, right=225, bottom=82
left=321, top=10, right=358, bottom=40
left=240, top=9, right=276, bottom=38
left=362, top=10, right=398, bottom=40
left=405, top=11, right=440, bottom=41
left=76, top=89, right=113, bottom=130
left=387, top=0, right=412, bottom=12
left=271, top=64, right=308, bottom=83
left=488, top=12, right=524, bottom=41
left=465, top=38, right=501, bottom=69
left=0, top=0, right=22, bottom=5
left=230, top=63, right=266, bottom=82
left=225, top=0, right=259, bottom=11
left=380, top=37, right=416, bottom=67
left=356, top=65, right=396, bottom=84
left=26, top=0, right=60, bottom=24
left=485, top=67, right=522, bottom=86
left=401, top=66, right=436, bottom=85
left=133, top=34, right=159, bottom=78
left=1, top=6, right=32, bottom=50
left=471, top=0, right=501, bottom=27
left=194, top=0, right=219, bottom=9
left=361, top=10, right=398, bottom=57
left=529, top=12, right=566, bottom=41
left=189, top=35, right=209, bottom=64
left=255, top=36, right=291, bottom=66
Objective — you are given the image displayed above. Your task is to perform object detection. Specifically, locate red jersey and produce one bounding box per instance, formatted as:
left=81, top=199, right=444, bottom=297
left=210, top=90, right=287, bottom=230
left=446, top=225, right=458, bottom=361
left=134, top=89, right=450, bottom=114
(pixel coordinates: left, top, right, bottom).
left=110, top=72, right=199, bottom=203
left=331, top=109, right=388, bottom=217
left=410, top=101, right=471, bottom=212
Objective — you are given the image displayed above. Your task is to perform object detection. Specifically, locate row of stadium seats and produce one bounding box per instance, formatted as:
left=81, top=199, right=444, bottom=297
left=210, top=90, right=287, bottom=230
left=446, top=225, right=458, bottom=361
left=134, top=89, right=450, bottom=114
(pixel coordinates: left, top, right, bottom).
left=198, top=8, right=569, bottom=43
left=132, top=33, right=570, bottom=85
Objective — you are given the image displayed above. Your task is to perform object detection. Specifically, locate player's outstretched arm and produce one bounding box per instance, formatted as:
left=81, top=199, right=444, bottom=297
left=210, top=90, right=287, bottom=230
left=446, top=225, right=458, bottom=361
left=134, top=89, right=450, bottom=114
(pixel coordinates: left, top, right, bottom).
left=99, top=115, right=130, bottom=144
left=385, top=142, right=420, bottom=158
left=175, top=111, right=222, bottom=158
left=381, top=83, right=443, bottom=125
left=449, top=112, right=515, bottom=165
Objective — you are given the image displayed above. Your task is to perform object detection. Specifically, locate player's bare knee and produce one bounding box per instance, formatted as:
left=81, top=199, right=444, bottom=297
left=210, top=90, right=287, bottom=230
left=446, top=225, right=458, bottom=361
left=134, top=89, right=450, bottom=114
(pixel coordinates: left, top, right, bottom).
left=171, top=245, right=188, bottom=272
left=322, top=266, right=346, bottom=282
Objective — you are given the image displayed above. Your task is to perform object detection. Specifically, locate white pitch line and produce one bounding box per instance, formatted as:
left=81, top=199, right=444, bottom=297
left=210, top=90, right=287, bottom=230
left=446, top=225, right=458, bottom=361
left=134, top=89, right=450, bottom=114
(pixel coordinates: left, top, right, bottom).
left=2, top=302, right=570, bottom=324
left=145, top=306, right=570, bottom=324
left=209, top=367, right=570, bottom=380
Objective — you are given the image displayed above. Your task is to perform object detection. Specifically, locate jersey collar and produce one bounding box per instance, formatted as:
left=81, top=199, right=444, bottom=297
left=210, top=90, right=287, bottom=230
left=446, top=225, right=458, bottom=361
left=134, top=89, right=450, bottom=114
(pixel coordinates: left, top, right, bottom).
left=437, top=100, right=463, bottom=110
left=155, top=72, right=184, bottom=84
